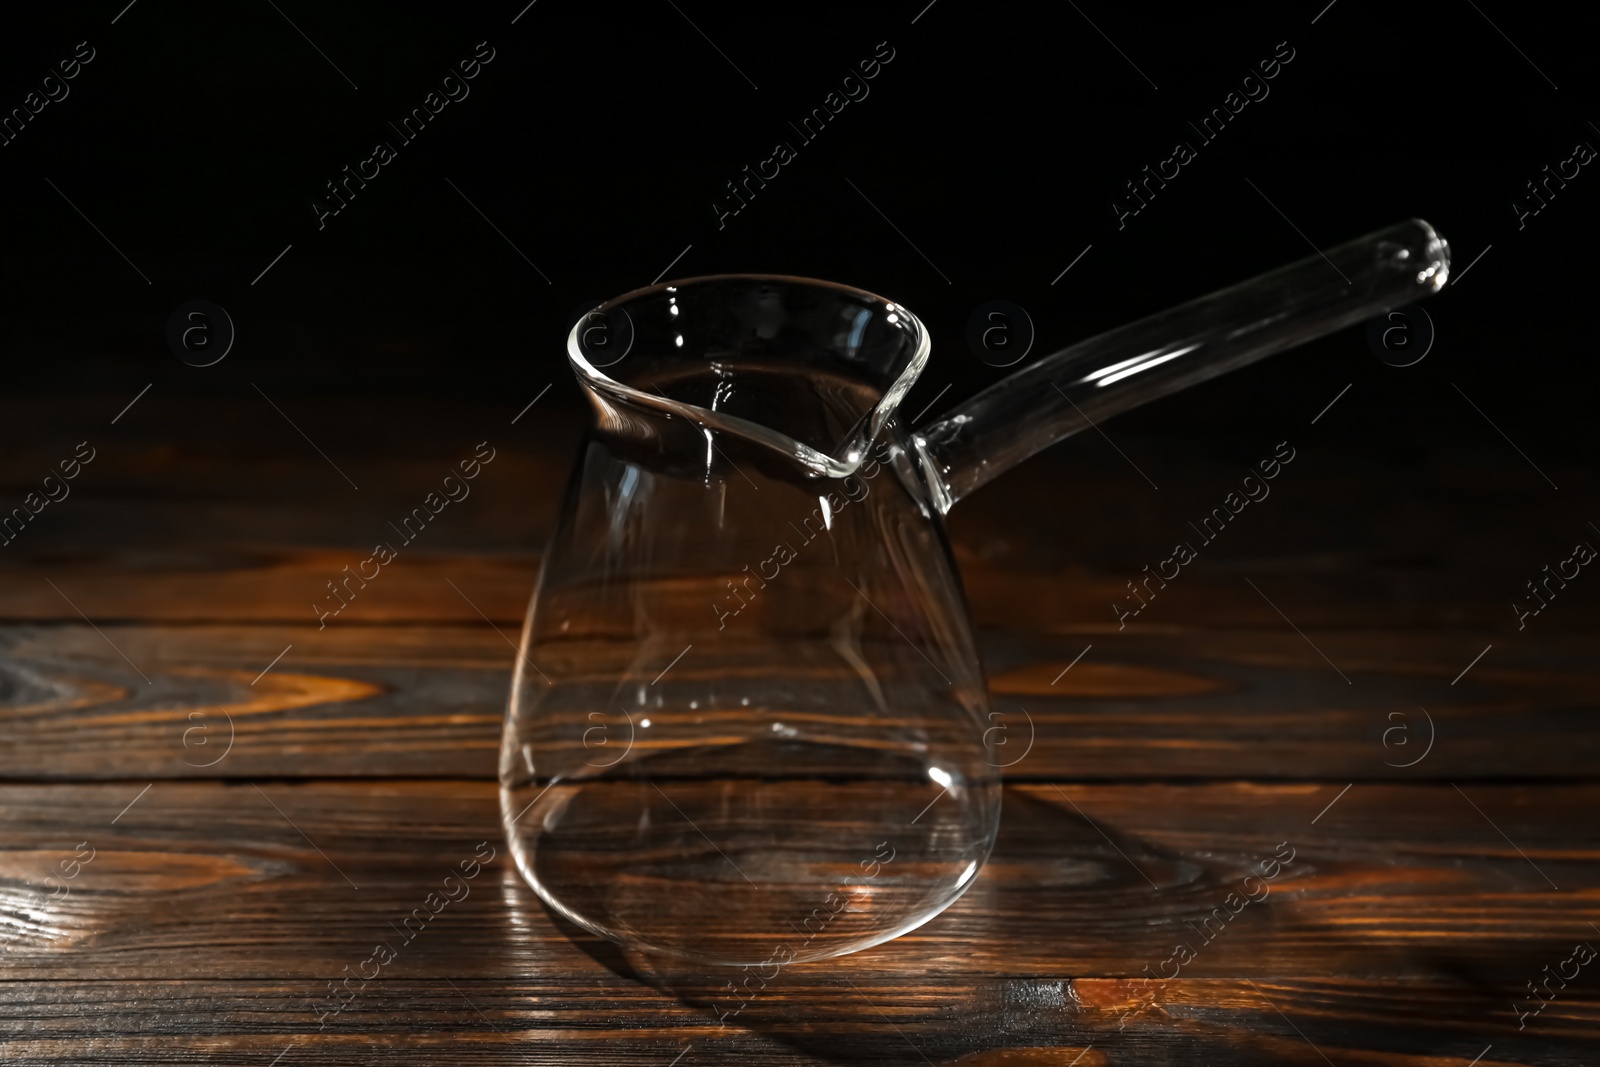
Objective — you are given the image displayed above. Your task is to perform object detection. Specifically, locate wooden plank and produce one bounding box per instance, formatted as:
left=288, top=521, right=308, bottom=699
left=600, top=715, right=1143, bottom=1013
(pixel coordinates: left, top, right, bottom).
left=3, top=541, right=1592, bottom=630
left=2, top=780, right=1595, bottom=984
left=2, top=977, right=1593, bottom=1065
left=3, top=394, right=1596, bottom=632
left=2, top=624, right=1595, bottom=781
left=0, top=552, right=543, bottom=625
left=0, top=624, right=509, bottom=780
left=3, top=777, right=1596, bottom=1063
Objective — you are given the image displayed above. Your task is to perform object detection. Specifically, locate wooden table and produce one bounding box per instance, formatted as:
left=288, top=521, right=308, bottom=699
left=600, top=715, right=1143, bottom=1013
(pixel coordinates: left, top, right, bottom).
left=3, top=379, right=1596, bottom=1065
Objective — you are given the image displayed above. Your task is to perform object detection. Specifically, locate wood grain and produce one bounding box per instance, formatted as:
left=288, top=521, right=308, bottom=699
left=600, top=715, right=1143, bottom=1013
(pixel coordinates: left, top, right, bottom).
left=2, top=780, right=1595, bottom=981
left=2, top=623, right=1595, bottom=781
left=3, top=393, right=1598, bottom=1063
left=2, top=780, right=1596, bottom=1062
left=2, top=391, right=1596, bottom=634
left=5, top=978, right=1596, bottom=1065
left=4, top=541, right=1594, bottom=631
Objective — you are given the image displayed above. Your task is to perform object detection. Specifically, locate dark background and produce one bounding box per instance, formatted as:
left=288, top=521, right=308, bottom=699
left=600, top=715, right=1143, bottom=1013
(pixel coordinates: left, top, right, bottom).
left=1, top=0, right=1596, bottom=606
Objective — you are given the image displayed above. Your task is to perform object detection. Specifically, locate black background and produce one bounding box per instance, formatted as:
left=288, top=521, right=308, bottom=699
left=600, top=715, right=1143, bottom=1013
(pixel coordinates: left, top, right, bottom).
left=1, top=0, right=1596, bottom=557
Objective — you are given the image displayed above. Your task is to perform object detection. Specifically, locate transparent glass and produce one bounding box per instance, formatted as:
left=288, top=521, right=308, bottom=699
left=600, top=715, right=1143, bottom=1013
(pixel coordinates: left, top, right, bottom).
left=500, top=219, right=1450, bottom=965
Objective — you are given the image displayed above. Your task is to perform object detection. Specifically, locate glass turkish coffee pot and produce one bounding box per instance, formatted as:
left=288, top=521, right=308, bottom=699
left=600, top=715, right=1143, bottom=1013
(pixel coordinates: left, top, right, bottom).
left=500, top=220, right=1449, bottom=964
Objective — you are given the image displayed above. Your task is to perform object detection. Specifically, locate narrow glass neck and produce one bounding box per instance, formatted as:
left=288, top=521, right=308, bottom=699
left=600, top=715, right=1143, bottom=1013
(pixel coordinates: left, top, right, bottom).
left=911, top=219, right=1449, bottom=513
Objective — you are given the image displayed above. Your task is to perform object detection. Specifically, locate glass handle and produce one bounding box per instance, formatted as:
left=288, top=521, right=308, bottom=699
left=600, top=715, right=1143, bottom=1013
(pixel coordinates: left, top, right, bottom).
left=911, top=218, right=1450, bottom=513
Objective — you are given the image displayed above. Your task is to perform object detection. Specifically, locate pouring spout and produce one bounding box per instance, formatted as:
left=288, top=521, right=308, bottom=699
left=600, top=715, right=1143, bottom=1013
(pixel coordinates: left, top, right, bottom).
left=912, top=218, right=1449, bottom=513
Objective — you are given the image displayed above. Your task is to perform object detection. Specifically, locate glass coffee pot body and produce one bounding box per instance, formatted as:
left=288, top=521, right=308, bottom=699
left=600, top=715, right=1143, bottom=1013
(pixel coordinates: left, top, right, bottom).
left=501, top=221, right=1451, bottom=965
